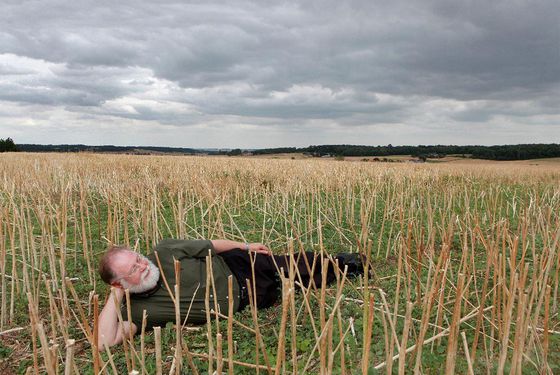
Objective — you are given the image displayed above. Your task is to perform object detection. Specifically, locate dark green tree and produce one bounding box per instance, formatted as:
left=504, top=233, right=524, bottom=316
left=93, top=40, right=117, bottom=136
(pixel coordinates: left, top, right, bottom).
left=0, top=138, right=19, bottom=152
left=227, top=148, right=242, bottom=156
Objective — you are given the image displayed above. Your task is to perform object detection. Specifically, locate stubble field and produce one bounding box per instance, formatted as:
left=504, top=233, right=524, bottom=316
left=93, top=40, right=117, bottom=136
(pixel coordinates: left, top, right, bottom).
left=0, top=153, right=558, bottom=374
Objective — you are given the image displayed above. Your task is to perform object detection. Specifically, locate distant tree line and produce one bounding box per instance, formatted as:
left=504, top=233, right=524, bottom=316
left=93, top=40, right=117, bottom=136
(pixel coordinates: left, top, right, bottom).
left=12, top=142, right=560, bottom=161
left=0, top=138, right=19, bottom=152
left=18, top=144, right=203, bottom=154
left=250, top=147, right=298, bottom=155
left=252, top=144, right=560, bottom=161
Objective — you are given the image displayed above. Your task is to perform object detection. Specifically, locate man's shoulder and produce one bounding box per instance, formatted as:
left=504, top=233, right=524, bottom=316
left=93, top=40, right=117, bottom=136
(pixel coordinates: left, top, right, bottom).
left=154, top=239, right=214, bottom=253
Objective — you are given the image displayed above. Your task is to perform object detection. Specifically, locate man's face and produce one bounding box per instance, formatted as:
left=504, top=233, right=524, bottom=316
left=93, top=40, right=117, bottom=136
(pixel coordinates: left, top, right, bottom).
left=112, top=250, right=160, bottom=294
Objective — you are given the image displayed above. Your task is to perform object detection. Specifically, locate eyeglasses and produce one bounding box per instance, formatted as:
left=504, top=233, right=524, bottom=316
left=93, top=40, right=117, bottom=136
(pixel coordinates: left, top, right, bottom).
left=114, top=254, right=144, bottom=282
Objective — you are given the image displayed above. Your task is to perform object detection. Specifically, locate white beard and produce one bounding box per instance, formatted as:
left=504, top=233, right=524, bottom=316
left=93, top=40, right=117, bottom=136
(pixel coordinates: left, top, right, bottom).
left=121, top=259, right=161, bottom=294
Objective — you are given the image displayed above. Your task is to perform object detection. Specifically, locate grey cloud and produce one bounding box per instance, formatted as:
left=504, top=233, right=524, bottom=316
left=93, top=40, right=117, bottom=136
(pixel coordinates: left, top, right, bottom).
left=0, top=56, right=153, bottom=107
left=3, top=1, right=558, bottom=99
left=450, top=96, right=560, bottom=123
left=192, top=87, right=408, bottom=121
left=0, top=0, right=558, bottom=146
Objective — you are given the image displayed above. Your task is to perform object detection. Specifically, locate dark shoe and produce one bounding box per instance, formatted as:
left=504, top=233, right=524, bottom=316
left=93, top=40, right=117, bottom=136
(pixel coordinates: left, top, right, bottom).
left=335, top=253, right=365, bottom=278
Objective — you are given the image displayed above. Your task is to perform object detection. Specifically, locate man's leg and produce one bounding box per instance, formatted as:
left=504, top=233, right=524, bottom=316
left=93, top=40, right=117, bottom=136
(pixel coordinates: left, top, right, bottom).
left=219, top=250, right=281, bottom=310
left=220, top=249, right=364, bottom=310
left=273, top=251, right=338, bottom=289
left=273, top=251, right=364, bottom=288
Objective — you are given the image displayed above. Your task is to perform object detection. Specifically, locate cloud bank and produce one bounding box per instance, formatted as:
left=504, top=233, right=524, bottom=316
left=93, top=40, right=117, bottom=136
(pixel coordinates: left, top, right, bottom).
left=1, top=0, right=558, bottom=147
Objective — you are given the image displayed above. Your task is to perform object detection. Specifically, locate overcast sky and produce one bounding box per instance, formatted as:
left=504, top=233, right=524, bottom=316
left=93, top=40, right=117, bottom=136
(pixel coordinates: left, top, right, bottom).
left=1, top=0, right=559, bottom=148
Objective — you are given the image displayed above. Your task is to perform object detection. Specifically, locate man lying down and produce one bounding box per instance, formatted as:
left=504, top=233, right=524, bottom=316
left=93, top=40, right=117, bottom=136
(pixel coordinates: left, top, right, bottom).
left=97, top=239, right=364, bottom=348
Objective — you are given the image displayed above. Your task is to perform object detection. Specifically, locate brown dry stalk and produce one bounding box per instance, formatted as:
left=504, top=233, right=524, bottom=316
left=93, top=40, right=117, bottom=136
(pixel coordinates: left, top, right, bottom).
left=36, top=323, right=55, bottom=375
left=103, top=341, right=119, bottom=375
left=64, top=279, right=93, bottom=339
left=140, top=310, right=147, bottom=375
left=274, top=278, right=291, bottom=374
left=374, top=305, right=494, bottom=370
left=174, top=260, right=182, bottom=375
left=154, top=326, right=163, bottom=375
left=190, top=352, right=272, bottom=371
left=542, top=284, right=551, bottom=374
left=461, top=331, right=475, bottom=375
left=379, top=304, right=392, bottom=375
left=398, top=301, right=413, bottom=375
left=361, top=294, right=375, bottom=375
left=319, top=258, right=328, bottom=375
left=497, top=272, right=518, bottom=375
left=227, top=276, right=234, bottom=375
left=246, top=278, right=273, bottom=374
left=93, top=294, right=100, bottom=374
left=445, top=273, right=465, bottom=375
left=301, top=292, right=347, bottom=374
left=125, top=289, right=136, bottom=371
left=63, top=339, right=75, bottom=375
left=216, top=332, right=223, bottom=374
left=413, top=242, right=446, bottom=374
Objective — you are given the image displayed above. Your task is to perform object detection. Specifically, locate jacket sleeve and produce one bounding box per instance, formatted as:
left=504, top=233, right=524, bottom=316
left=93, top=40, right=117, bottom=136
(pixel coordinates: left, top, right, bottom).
left=154, top=239, right=216, bottom=259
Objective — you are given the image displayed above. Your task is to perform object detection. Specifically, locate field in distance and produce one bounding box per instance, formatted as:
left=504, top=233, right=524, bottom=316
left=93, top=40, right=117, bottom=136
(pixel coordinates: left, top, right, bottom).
left=239, top=152, right=560, bottom=165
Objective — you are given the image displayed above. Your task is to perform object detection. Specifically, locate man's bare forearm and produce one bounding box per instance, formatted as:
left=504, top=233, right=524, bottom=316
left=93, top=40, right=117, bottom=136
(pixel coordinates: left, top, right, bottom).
left=211, top=240, right=247, bottom=253
left=97, top=287, right=125, bottom=348
left=211, top=240, right=272, bottom=255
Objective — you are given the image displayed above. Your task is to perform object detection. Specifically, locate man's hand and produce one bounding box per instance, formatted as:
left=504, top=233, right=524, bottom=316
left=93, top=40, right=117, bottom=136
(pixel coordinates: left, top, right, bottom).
left=247, top=243, right=272, bottom=255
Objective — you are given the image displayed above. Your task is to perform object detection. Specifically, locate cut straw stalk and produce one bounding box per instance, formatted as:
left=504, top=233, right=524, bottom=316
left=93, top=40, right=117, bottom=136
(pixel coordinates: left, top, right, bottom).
left=139, top=311, right=148, bottom=375
left=319, top=258, right=328, bottom=375
left=93, top=294, right=100, bottom=375
left=125, top=289, right=135, bottom=372
left=205, top=254, right=214, bottom=375
left=63, top=339, right=75, bottom=375
left=288, top=243, right=299, bottom=375
left=413, top=246, right=445, bottom=375
left=227, top=276, right=234, bottom=375
left=301, top=292, right=347, bottom=374
left=379, top=304, right=392, bottom=375
left=174, top=260, right=182, bottom=375
left=211, top=309, right=255, bottom=333
left=374, top=305, right=493, bottom=370
left=542, top=285, right=551, bottom=374
left=103, top=344, right=119, bottom=374
left=190, top=352, right=272, bottom=371
left=361, top=295, right=375, bottom=375
left=274, top=278, right=291, bottom=374
left=445, top=273, right=465, bottom=375
left=27, top=293, right=40, bottom=375
left=497, top=272, right=518, bottom=375
left=398, top=302, right=413, bottom=375
left=154, top=327, right=163, bottom=375
left=216, top=333, right=223, bottom=374
left=460, top=332, right=474, bottom=375
left=247, top=249, right=274, bottom=374
left=36, top=323, right=56, bottom=375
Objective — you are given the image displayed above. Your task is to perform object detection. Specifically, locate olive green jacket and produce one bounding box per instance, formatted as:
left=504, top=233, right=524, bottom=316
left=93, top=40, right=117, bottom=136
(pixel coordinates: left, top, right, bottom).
left=121, top=239, right=240, bottom=330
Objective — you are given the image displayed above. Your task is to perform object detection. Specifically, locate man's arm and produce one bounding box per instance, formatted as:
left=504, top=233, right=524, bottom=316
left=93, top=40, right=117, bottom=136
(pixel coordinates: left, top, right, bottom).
left=211, top=240, right=272, bottom=255
left=97, top=287, right=138, bottom=349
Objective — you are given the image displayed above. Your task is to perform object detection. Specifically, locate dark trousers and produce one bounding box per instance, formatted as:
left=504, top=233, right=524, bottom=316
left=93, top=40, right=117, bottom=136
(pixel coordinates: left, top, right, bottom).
left=219, top=249, right=339, bottom=311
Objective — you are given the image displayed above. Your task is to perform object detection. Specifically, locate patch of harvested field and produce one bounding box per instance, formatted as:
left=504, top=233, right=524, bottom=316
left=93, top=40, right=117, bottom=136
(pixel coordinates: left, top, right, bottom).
left=0, top=152, right=558, bottom=374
